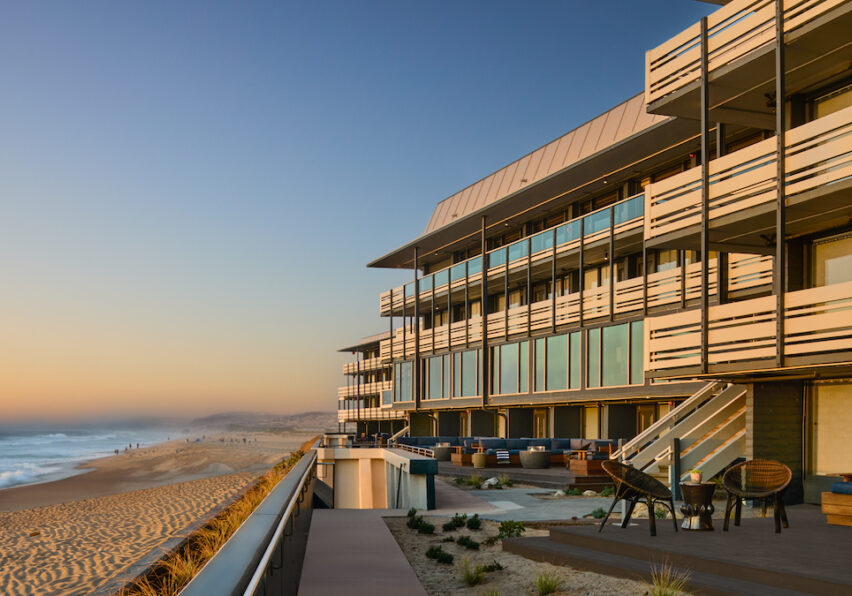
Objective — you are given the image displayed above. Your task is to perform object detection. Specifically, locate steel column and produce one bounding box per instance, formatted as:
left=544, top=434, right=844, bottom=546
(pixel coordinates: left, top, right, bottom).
left=609, top=207, right=615, bottom=321
left=389, top=288, right=393, bottom=359
left=431, top=282, right=436, bottom=354
left=504, top=255, right=509, bottom=340
left=465, top=262, right=470, bottom=348
left=579, top=218, right=585, bottom=328
left=775, top=0, right=787, bottom=367
left=481, top=216, right=489, bottom=408
left=700, top=16, right=710, bottom=374
left=414, top=247, right=421, bottom=410
left=526, top=238, right=532, bottom=336
left=551, top=228, right=557, bottom=332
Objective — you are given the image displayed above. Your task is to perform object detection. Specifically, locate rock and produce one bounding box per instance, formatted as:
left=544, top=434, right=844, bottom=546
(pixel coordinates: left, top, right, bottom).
left=481, top=477, right=500, bottom=488
left=582, top=490, right=598, bottom=497
left=553, top=490, right=566, bottom=497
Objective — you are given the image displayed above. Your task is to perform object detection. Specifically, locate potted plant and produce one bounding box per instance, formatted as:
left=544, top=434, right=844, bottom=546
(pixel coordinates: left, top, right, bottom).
left=689, top=469, right=702, bottom=483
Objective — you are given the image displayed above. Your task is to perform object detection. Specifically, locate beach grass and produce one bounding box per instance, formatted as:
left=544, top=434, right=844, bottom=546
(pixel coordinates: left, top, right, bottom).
left=118, top=435, right=318, bottom=596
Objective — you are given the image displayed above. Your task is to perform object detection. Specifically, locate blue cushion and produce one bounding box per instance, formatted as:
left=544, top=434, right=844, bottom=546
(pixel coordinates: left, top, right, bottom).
left=831, top=481, right=852, bottom=495
left=506, top=439, right=526, bottom=449
left=551, top=439, right=573, bottom=450
left=479, top=438, right=506, bottom=449
left=508, top=449, right=521, bottom=455
left=463, top=438, right=475, bottom=449
left=526, top=438, right=550, bottom=448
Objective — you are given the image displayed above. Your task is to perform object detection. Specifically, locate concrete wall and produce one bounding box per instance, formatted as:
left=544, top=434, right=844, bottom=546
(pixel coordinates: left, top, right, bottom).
left=553, top=406, right=582, bottom=437
left=747, top=381, right=804, bottom=504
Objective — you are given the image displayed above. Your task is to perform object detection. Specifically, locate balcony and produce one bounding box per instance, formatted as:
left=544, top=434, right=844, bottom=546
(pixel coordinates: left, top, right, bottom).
left=337, top=380, right=392, bottom=400
left=342, top=356, right=388, bottom=375
left=646, top=0, right=852, bottom=123
left=646, top=280, right=852, bottom=377
left=645, top=104, right=852, bottom=251
left=379, top=194, right=645, bottom=318
left=337, top=406, right=405, bottom=423
left=380, top=254, right=773, bottom=361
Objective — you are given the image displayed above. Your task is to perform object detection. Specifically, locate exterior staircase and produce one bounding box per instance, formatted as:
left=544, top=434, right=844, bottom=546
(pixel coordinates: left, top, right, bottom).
left=611, top=381, right=747, bottom=491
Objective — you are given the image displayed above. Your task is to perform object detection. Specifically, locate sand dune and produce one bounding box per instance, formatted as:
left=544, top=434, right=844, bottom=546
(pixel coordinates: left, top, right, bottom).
left=0, top=430, right=316, bottom=595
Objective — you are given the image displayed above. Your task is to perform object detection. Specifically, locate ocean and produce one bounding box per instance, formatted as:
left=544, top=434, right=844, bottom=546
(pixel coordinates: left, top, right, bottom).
left=0, top=426, right=183, bottom=489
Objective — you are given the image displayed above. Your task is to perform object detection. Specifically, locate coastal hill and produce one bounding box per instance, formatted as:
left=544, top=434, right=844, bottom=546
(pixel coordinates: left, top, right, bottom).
left=189, top=411, right=337, bottom=433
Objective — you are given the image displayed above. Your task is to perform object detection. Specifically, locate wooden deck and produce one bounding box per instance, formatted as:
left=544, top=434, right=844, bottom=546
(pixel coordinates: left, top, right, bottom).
left=504, top=505, right=852, bottom=596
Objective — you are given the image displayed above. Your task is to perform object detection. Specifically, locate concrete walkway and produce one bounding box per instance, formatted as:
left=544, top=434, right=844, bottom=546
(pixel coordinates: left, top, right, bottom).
left=298, top=509, right=427, bottom=596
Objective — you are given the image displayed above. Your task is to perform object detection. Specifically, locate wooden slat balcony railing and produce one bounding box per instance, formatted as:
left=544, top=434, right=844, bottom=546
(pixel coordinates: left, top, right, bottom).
left=378, top=254, right=772, bottom=361
left=647, top=280, right=852, bottom=373
left=342, top=356, right=389, bottom=375
left=338, top=406, right=406, bottom=422
left=646, top=0, right=847, bottom=106
left=337, top=381, right=393, bottom=400
left=645, top=103, right=852, bottom=241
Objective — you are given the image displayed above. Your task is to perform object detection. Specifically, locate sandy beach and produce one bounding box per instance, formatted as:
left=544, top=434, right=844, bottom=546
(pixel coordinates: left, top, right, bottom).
left=0, top=430, right=317, bottom=595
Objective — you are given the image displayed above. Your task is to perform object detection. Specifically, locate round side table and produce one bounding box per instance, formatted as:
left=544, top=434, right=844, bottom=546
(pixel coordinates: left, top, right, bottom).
left=680, top=482, right=715, bottom=530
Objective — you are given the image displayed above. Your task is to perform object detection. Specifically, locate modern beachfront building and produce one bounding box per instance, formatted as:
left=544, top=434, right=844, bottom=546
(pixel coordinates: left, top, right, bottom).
left=341, top=0, right=852, bottom=504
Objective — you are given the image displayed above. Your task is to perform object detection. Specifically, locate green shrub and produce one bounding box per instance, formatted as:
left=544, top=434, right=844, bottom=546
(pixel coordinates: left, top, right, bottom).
left=455, top=477, right=466, bottom=485
left=567, top=487, right=582, bottom=496
left=591, top=507, right=606, bottom=519
left=456, top=535, right=480, bottom=550
left=469, top=474, right=484, bottom=486
left=497, top=520, right=525, bottom=538
left=418, top=522, right=435, bottom=534
left=441, top=536, right=455, bottom=543
left=497, top=474, right=513, bottom=487
left=436, top=551, right=454, bottom=564
left=655, top=508, right=668, bottom=519
left=407, top=508, right=417, bottom=518
left=647, top=560, right=691, bottom=596
left=425, top=545, right=443, bottom=559
left=600, top=486, right=614, bottom=497
left=482, top=535, right=500, bottom=546
left=460, top=558, right=485, bottom=586
left=480, top=560, right=503, bottom=572
left=535, top=572, right=561, bottom=595
left=466, top=513, right=481, bottom=530
left=407, top=515, right=424, bottom=530
left=443, top=521, right=458, bottom=532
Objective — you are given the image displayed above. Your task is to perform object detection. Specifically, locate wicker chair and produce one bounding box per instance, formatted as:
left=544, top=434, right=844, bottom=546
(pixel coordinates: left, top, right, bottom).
left=722, top=459, right=792, bottom=534
left=600, top=460, right=678, bottom=536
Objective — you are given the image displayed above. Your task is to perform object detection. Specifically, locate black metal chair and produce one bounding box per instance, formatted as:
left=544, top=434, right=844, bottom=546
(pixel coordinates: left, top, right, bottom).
left=722, top=459, right=792, bottom=534
left=600, top=460, right=678, bottom=536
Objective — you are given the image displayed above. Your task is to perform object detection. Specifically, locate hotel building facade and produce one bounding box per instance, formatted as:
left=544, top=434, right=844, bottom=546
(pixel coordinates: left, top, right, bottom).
left=339, top=0, right=852, bottom=503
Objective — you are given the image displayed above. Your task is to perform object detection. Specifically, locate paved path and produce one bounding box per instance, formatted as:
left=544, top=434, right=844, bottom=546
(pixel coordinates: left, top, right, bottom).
left=298, top=509, right=427, bottom=596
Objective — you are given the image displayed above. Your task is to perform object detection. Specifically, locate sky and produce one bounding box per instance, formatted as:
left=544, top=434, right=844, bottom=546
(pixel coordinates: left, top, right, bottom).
left=0, top=1, right=714, bottom=421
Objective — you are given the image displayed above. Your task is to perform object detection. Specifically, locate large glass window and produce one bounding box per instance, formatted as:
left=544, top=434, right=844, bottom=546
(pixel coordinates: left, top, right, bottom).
left=461, top=350, right=478, bottom=396
left=809, top=383, right=852, bottom=475
left=453, top=352, right=462, bottom=397
left=491, top=346, right=500, bottom=394
left=812, top=82, right=852, bottom=119
left=813, top=232, right=852, bottom=287
left=519, top=341, right=529, bottom=393
left=534, top=338, right=546, bottom=392
left=399, top=361, right=412, bottom=402
left=443, top=354, right=451, bottom=397
left=428, top=356, right=442, bottom=399
left=630, top=320, right=644, bottom=385
left=570, top=331, right=581, bottom=389
left=602, top=323, right=629, bottom=386
left=500, top=343, right=519, bottom=394
left=546, top=334, right=568, bottom=391
left=588, top=328, right=601, bottom=388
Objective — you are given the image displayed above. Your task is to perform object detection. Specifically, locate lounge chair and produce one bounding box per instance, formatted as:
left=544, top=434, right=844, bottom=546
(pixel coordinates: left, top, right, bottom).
left=600, top=460, right=678, bottom=536
left=722, top=459, right=791, bottom=534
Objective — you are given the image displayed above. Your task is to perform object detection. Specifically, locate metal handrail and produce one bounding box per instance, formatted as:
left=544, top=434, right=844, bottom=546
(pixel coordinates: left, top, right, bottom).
left=395, top=444, right=435, bottom=458
left=612, top=381, right=723, bottom=460
left=243, top=449, right=317, bottom=596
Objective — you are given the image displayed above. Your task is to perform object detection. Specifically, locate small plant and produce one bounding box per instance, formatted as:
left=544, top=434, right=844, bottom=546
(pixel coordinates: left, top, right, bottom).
left=456, top=535, right=480, bottom=550
left=460, top=557, right=485, bottom=586
left=441, top=536, right=456, bottom=543
left=480, top=560, right=503, bottom=572
left=591, top=507, right=606, bottom=519
left=567, top=487, right=582, bottom=495
left=600, top=485, right=614, bottom=497
left=535, top=572, right=561, bottom=595
left=407, top=507, right=417, bottom=518
left=647, top=560, right=691, bottom=596
left=407, top=515, right=424, bottom=530
left=455, top=477, right=467, bottom=485
left=480, top=592, right=501, bottom=596
left=497, top=520, right=525, bottom=538
left=655, top=507, right=668, bottom=519
left=443, top=521, right=458, bottom=532
left=497, top=473, right=513, bottom=487
left=469, top=474, right=484, bottom=486
left=436, top=551, right=454, bottom=564
left=466, top=513, right=481, bottom=530
left=418, top=522, right=435, bottom=534
left=426, top=545, right=443, bottom=559
left=482, top=535, right=500, bottom=546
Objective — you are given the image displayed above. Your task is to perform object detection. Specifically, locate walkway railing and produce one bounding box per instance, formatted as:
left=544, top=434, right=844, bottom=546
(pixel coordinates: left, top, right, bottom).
left=182, top=445, right=318, bottom=596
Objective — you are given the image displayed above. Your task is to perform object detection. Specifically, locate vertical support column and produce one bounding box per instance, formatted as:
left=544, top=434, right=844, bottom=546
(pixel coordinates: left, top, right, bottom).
left=402, top=285, right=407, bottom=361
left=670, top=437, right=682, bottom=500
left=642, top=242, right=649, bottom=316
left=526, top=237, right=532, bottom=336
left=448, top=271, right=452, bottom=350
left=414, top=247, right=421, bottom=410
left=551, top=228, right=557, bottom=332
left=504, top=254, right=509, bottom=340
left=465, top=262, right=470, bottom=348
left=700, top=16, right=710, bottom=375
left=431, top=283, right=436, bottom=354
left=680, top=250, right=687, bottom=310
left=579, top=218, right=586, bottom=389
left=609, top=207, right=615, bottom=321
left=356, top=351, right=362, bottom=433
left=775, top=0, right=787, bottom=368
left=389, top=288, right=394, bottom=359
left=715, top=129, right=727, bottom=308
left=481, top=216, right=489, bottom=408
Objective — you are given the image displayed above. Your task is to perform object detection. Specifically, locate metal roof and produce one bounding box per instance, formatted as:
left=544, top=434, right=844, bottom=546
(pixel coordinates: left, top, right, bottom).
left=337, top=330, right=391, bottom=353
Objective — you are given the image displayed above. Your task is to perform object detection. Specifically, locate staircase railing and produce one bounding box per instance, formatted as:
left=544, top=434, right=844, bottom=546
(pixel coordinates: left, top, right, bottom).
left=388, top=425, right=410, bottom=445
left=611, top=381, right=723, bottom=461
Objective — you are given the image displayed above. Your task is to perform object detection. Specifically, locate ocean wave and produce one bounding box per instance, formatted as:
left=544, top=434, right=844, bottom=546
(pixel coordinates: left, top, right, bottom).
left=0, top=464, right=61, bottom=489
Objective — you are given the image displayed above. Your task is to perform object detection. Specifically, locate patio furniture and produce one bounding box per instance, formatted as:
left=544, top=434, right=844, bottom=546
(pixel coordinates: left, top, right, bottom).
left=722, top=459, right=791, bottom=534
left=472, top=452, right=487, bottom=469
left=680, top=482, right=715, bottom=531
left=600, top=460, right=678, bottom=536
left=431, top=445, right=452, bottom=461
left=496, top=449, right=510, bottom=465
left=822, top=479, right=852, bottom=526
left=519, top=449, right=550, bottom=469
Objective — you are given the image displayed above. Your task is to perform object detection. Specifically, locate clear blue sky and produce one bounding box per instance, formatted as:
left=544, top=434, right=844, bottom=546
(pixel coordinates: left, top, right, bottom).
left=0, top=1, right=713, bottom=419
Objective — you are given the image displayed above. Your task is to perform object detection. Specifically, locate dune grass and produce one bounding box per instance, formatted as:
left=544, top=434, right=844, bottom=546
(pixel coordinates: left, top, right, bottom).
left=119, top=435, right=318, bottom=596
